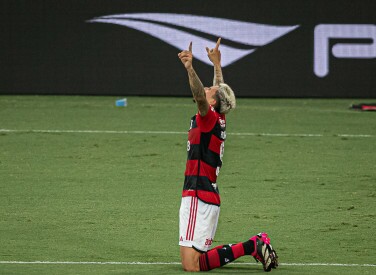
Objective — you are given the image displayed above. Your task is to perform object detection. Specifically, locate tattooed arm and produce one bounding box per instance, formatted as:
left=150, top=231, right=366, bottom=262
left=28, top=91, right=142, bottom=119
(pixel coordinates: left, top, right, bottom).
left=212, top=62, right=224, bottom=86
left=206, top=38, right=224, bottom=85
left=178, top=42, right=209, bottom=116
left=187, top=68, right=209, bottom=116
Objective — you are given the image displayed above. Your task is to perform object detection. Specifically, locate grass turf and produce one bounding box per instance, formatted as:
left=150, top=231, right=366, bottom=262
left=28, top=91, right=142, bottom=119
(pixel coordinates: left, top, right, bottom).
left=0, top=96, right=375, bottom=274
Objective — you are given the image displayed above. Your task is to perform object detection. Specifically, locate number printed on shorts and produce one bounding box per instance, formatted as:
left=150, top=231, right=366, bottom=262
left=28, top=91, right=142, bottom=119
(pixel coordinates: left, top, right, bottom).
left=205, top=238, right=213, bottom=246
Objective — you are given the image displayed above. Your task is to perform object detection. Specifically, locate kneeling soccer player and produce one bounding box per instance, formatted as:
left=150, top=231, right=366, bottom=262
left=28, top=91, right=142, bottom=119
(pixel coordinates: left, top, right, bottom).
left=177, top=38, right=278, bottom=272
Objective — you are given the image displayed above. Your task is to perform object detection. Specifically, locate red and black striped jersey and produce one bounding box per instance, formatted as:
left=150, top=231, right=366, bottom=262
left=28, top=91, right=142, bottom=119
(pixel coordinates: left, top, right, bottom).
left=182, top=106, right=226, bottom=206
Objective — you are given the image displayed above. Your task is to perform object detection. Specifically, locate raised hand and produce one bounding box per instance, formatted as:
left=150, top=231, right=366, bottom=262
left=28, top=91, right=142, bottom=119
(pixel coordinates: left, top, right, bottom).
left=206, top=38, right=221, bottom=65
left=178, top=42, right=193, bottom=70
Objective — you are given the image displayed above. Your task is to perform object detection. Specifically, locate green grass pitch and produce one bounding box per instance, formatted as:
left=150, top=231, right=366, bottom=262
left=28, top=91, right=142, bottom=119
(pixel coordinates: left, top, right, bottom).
left=0, top=96, right=375, bottom=274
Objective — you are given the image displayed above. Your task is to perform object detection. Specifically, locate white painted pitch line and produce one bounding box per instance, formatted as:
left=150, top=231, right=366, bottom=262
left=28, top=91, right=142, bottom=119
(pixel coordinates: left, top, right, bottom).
left=0, top=129, right=373, bottom=138
left=229, top=132, right=323, bottom=137
left=0, top=261, right=375, bottom=267
left=0, top=129, right=186, bottom=135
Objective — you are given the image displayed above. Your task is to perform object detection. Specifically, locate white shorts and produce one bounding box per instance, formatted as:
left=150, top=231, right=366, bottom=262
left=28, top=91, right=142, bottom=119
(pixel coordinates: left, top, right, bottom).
left=179, top=196, right=220, bottom=252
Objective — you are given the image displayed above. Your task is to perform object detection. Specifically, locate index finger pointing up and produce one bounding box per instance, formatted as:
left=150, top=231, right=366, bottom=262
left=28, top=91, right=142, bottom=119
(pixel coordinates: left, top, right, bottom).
left=188, top=41, right=192, bottom=52
left=215, top=38, right=221, bottom=50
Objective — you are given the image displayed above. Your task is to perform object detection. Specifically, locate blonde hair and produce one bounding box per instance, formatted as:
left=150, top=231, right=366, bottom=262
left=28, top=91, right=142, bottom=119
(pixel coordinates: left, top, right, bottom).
left=217, top=83, right=236, bottom=114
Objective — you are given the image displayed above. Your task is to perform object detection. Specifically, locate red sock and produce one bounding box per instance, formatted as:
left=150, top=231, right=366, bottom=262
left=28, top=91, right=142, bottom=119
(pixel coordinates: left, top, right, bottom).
left=199, top=241, right=253, bottom=271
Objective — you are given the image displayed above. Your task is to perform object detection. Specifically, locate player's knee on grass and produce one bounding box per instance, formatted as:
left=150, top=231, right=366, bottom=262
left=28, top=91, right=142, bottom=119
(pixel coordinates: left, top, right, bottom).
left=180, top=247, right=201, bottom=272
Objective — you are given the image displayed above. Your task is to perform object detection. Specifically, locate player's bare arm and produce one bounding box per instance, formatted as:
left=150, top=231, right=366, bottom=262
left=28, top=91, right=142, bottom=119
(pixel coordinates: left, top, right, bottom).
left=178, top=42, right=209, bottom=116
left=206, top=38, right=224, bottom=86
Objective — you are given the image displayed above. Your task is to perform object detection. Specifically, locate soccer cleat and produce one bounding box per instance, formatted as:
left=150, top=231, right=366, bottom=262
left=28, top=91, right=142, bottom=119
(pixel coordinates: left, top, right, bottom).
left=250, top=232, right=278, bottom=272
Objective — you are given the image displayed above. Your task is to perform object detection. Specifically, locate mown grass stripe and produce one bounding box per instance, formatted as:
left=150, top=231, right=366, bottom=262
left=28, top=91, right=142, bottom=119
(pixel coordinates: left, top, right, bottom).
left=0, top=261, right=375, bottom=267
left=0, top=129, right=373, bottom=138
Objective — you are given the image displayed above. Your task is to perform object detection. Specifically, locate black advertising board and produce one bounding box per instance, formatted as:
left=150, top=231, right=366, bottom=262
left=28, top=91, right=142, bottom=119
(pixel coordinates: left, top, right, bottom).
left=0, top=0, right=375, bottom=97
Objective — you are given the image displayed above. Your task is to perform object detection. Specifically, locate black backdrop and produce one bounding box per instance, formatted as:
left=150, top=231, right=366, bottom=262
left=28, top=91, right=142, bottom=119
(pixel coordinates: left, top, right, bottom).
left=1, top=0, right=375, bottom=97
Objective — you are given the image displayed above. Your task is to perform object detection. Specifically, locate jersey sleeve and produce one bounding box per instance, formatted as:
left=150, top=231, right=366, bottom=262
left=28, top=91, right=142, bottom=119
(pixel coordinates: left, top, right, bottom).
left=196, top=106, right=218, bottom=133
